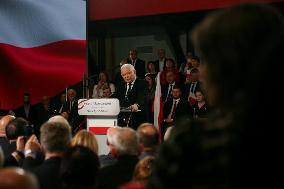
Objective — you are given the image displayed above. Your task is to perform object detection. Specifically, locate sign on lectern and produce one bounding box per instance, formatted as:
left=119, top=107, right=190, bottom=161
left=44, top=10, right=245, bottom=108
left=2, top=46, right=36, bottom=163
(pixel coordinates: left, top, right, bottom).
left=78, top=98, right=120, bottom=155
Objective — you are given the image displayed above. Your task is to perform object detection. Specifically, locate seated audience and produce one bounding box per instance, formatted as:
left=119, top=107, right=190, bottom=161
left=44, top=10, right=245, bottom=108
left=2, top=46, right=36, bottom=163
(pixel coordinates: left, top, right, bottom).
left=102, top=86, right=112, bottom=98
left=146, top=61, right=157, bottom=77
left=184, top=68, right=201, bottom=106
left=23, top=121, right=72, bottom=189
left=99, top=127, right=119, bottom=168
left=162, top=85, right=191, bottom=136
left=137, top=123, right=160, bottom=160
left=60, top=146, right=100, bottom=189
left=96, top=127, right=140, bottom=189
left=71, top=129, right=99, bottom=154
left=190, top=89, right=211, bottom=118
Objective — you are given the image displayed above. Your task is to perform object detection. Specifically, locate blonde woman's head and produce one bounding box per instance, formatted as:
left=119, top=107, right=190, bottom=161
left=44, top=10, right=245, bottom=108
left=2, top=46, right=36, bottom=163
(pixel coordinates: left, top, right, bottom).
left=71, top=130, right=99, bottom=154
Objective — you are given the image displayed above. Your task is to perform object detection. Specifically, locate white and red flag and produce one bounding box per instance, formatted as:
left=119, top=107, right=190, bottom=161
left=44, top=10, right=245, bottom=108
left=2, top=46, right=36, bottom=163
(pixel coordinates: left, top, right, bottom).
left=0, top=0, right=86, bottom=110
left=153, top=72, right=164, bottom=137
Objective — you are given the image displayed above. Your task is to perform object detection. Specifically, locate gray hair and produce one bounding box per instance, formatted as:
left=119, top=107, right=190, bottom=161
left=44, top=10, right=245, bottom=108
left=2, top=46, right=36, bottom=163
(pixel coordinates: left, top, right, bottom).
left=111, top=127, right=139, bottom=156
left=121, top=64, right=135, bottom=72
left=40, top=121, right=72, bottom=153
left=48, top=115, right=70, bottom=126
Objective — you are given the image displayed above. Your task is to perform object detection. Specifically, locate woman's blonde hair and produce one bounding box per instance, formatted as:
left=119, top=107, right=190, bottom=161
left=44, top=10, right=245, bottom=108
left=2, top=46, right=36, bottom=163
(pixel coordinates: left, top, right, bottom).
left=71, top=130, right=99, bottom=154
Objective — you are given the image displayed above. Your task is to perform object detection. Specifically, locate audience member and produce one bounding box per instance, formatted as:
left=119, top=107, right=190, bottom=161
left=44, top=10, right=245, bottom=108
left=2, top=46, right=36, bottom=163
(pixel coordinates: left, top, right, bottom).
left=145, top=74, right=156, bottom=122
left=120, top=156, right=155, bottom=189
left=102, top=86, right=112, bottom=98
left=190, top=88, right=211, bottom=118
left=62, top=89, right=83, bottom=133
left=53, top=93, right=67, bottom=115
left=71, top=129, right=99, bottom=154
left=162, top=85, right=191, bottom=136
left=60, top=146, right=100, bottom=189
left=161, top=71, right=178, bottom=103
left=14, top=93, right=37, bottom=126
left=148, top=3, right=284, bottom=188
left=146, top=61, right=157, bottom=77
left=23, top=121, right=72, bottom=189
left=179, top=51, right=193, bottom=75
left=92, top=71, right=115, bottom=98
left=0, top=115, right=15, bottom=157
left=96, top=127, right=140, bottom=189
left=127, top=49, right=146, bottom=79
left=184, top=68, right=201, bottom=105
left=0, top=167, right=39, bottom=189
left=154, top=48, right=167, bottom=72
left=137, top=123, right=159, bottom=160
left=35, top=96, right=53, bottom=137
left=160, top=58, right=180, bottom=85
left=98, top=127, right=119, bottom=168
left=4, top=117, right=28, bottom=158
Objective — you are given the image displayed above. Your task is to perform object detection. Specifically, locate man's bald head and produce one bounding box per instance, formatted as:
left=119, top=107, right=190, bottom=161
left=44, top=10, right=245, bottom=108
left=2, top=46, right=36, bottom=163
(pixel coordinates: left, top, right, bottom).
left=137, top=123, right=160, bottom=149
left=0, top=168, right=39, bottom=189
left=0, top=115, right=15, bottom=136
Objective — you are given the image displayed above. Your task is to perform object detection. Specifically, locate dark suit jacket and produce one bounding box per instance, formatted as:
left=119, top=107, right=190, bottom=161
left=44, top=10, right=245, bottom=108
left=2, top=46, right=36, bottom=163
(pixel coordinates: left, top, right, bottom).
left=184, top=81, right=201, bottom=96
left=15, top=104, right=37, bottom=125
left=162, top=83, right=174, bottom=102
left=127, top=58, right=146, bottom=79
left=113, top=79, right=148, bottom=129
left=24, top=156, right=62, bottom=189
left=163, top=98, right=191, bottom=120
left=95, top=155, right=139, bottom=189
left=62, top=100, right=83, bottom=132
left=154, top=58, right=167, bottom=72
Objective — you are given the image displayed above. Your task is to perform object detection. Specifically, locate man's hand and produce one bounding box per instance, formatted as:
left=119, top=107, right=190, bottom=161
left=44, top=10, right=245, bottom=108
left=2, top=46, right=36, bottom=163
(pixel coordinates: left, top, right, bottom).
left=25, top=135, right=41, bottom=152
left=130, top=104, right=139, bottom=112
left=16, top=136, right=25, bottom=151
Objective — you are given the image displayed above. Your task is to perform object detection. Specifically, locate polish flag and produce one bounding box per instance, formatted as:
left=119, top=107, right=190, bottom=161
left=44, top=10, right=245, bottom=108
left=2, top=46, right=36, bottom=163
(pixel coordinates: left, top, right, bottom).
left=153, top=72, right=164, bottom=137
left=0, top=0, right=86, bottom=110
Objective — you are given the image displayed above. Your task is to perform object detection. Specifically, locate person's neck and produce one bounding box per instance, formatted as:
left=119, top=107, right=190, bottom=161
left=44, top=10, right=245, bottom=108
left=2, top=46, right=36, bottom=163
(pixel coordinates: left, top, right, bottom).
left=45, top=151, right=64, bottom=160
left=159, top=57, right=165, bottom=61
left=198, top=101, right=205, bottom=106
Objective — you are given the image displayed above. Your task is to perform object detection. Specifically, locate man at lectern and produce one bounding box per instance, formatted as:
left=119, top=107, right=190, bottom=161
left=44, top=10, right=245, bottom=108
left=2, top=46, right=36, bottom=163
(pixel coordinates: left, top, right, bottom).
left=114, top=64, right=148, bottom=130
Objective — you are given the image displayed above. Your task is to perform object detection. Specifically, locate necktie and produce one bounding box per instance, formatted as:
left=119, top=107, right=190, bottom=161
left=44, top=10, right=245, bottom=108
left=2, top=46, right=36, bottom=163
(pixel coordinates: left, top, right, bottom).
left=125, top=83, right=132, bottom=98
left=69, top=101, right=73, bottom=112
left=169, top=100, right=177, bottom=119
left=167, top=84, right=173, bottom=101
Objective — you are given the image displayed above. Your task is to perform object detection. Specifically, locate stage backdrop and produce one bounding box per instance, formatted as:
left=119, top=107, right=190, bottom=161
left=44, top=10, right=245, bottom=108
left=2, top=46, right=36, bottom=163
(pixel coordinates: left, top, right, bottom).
left=90, top=0, right=281, bottom=21
left=0, top=0, right=86, bottom=110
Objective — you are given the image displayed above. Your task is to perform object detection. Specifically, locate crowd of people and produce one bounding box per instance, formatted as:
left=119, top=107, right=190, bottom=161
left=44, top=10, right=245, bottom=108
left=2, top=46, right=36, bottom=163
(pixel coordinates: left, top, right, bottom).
left=0, top=3, right=283, bottom=189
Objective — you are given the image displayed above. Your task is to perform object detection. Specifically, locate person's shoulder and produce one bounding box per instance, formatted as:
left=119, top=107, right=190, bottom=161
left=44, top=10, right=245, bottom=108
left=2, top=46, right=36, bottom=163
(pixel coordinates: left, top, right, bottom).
left=137, top=58, right=145, bottom=63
